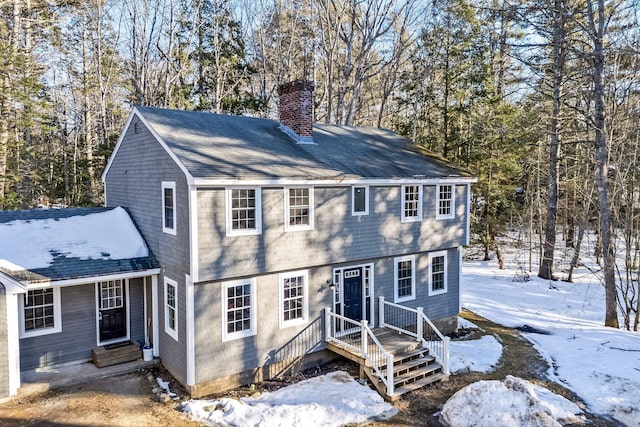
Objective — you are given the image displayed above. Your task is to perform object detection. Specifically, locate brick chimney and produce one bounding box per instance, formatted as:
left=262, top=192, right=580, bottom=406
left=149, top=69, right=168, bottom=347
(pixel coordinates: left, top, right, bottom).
left=277, top=80, right=315, bottom=144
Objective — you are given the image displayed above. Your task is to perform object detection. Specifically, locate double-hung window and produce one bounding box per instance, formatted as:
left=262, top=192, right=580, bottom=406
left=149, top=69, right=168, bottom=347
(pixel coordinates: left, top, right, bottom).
left=401, top=185, right=422, bottom=222
left=285, top=187, right=314, bottom=231
left=394, top=255, right=416, bottom=303
left=279, top=270, right=309, bottom=328
left=222, top=279, right=256, bottom=341
left=226, top=187, right=262, bottom=236
left=164, top=278, right=178, bottom=341
left=436, top=184, right=455, bottom=220
left=162, top=181, right=177, bottom=235
left=20, top=287, right=62, bottom=338
left=429, top=251, right=448, bottom=295
left=352, top=186, right=369, bottom=215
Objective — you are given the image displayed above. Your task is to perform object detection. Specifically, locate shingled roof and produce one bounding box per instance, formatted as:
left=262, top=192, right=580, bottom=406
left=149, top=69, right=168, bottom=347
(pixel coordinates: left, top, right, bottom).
left=127, top=106, right=473, bottom=182
left=0, top=207, right=158, bottom=285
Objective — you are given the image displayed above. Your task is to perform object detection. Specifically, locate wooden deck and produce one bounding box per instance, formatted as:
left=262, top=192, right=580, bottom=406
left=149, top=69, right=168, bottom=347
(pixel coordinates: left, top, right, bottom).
left=326, top=327, right=448, bottom=400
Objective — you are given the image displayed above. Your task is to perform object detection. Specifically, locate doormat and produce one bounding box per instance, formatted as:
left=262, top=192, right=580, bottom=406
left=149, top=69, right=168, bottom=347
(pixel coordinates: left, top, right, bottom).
left=104, top=340, right=132, bottom=350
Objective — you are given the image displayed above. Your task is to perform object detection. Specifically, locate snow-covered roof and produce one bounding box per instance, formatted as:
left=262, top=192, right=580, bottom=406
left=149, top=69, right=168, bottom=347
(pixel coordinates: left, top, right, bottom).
left=0, top=207, right=158, bottom=285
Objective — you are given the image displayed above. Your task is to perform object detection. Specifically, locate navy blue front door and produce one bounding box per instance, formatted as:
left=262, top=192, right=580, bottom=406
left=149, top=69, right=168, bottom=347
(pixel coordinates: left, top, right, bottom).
left=343, top=268, right=363, bottom=321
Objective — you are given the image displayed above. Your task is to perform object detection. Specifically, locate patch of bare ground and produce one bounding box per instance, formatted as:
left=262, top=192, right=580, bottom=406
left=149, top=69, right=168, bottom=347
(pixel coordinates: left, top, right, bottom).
left=0, top=313, right=617, bottom=426
left=367, top=309, right=616, bottom=427
left=0, top=369, right=200, bottom=427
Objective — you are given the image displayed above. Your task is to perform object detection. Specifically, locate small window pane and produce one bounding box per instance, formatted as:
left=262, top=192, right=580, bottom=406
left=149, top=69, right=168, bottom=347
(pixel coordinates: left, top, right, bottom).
left=164, top=187, right=174, bottom=229
left=354, top=187, right=366, bottom=213
left=231, top=189, right=257, bottom=230
left=23, top=288, right=56, bottom=332
left=404, top=186, right=420, bottom=218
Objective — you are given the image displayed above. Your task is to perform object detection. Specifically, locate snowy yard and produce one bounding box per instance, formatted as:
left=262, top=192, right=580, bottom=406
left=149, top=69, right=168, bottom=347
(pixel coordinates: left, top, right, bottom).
left=462, top=250, right=640, bottom=426
left=179, top=243, right=640, bottom=427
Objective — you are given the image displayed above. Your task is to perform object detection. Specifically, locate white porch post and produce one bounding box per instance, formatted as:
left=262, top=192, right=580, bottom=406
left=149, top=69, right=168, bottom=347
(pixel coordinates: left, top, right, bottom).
left=324, top=307, right=331, bottom=340
left=416, top=307, right=424, bottom=342
left=6, top=293, right=21, bottom=396
left=361, top=320, right=368, bottom=359
left=443, top=336, right=451, bottom=375
left=151, top=275, right=159, bottom=357
left=378, top=296, right=385, bottom=328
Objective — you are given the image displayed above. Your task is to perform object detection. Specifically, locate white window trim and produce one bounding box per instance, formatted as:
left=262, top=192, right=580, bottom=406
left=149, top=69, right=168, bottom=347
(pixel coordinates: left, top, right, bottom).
left=428, top=251, right=448, bottom=296
left=401, top=185, right=423, bottom=223
left=221, top=278, right=257, bottom=342
left=279, top=270, right=309, bottom=329
left=436, top=184, right=456, bottom=220
left=351, top=186, right=369, bottom=216
left=162, top=181, right=177, bottom=235
left=225, top=187, right=263, bottom=236
left=164, top=277, right=179, bottom=341
left=284, top=186, right=315, bottom=231
left=394, top=255, right=416, bottom=303
left=19, top=287, right=62, bottom=338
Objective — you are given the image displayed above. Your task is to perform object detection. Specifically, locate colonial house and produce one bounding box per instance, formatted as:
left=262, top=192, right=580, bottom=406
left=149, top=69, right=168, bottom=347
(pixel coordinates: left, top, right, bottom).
left=0, top=80, right=475, bottom=401
left=102, top=80, right=476, bottom=399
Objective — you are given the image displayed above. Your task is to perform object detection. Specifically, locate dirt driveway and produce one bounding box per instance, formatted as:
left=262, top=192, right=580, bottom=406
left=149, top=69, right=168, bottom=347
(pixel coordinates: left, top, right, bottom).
left=0, top=370, right=199, bottom=427
left=0, top=310, right=616, bottom=426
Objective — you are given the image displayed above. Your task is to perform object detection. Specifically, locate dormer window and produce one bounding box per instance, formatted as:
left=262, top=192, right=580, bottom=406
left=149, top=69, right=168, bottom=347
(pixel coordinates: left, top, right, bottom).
left=226, top=188, right=262, bottom=236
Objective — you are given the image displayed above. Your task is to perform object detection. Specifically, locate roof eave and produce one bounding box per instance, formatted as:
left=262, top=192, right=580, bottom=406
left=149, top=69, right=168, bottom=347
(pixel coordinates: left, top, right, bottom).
left=22, top=267, right=161, bottom=288
left=192, top=176, right=478, bottom=187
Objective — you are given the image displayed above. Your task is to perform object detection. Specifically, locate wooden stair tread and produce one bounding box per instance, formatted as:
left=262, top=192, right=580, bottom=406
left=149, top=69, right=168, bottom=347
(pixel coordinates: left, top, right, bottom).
left=393, top=348, right=429, bottom=362
left=393, top=363, right=442, bottom=385
left=393, top=373, right=449, bottom=396
left=92, top=341, right=141, bottom=368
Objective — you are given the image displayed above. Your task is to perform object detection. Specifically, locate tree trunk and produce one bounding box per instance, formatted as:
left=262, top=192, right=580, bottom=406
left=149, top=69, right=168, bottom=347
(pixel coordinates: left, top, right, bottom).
left=539, top=0, right=566, bottom=281
left=587, top=0, right=618, bottom=328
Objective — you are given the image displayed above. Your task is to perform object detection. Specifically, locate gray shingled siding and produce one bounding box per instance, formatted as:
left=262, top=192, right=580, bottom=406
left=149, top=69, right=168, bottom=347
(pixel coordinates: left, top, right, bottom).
left=104, top=115, right=191, bottom=384
left=192, top=248, right=459, bottom=384
left=197, top=184, right=468, bottom=282
left=193, top=267, right=332, bottom=384
left=19, top=280, right=147, bottom=371
left=129, top=278, right=146, bottom=345
left=0, top=286, right=8, bottom=397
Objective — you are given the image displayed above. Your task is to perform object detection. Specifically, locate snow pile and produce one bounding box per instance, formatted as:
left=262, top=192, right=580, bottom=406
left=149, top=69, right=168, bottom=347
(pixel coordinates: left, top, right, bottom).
left=181, top=371, right=397, bottom=427
left=449, top=334, right=502, bottom=373
left=0, top=207, right=148, bottom=270
left=441, top=376, right=584, bottom=427
left=463, top=256, right=640, bottom=425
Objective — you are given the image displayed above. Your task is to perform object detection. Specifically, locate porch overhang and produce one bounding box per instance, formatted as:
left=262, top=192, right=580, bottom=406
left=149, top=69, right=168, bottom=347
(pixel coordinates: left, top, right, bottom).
left=21, top=268, right=161, bottom=289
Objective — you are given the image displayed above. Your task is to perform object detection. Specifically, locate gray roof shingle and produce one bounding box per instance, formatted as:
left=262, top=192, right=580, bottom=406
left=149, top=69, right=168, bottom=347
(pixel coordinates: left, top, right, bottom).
left=0, top=207, right=158, bottom=284
left=135, top=106, right=472, bottom=180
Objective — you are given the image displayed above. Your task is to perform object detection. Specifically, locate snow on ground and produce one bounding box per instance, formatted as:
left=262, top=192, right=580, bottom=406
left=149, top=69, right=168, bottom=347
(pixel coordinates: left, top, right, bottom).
left=0, top=207, right=148, bottom=270
left=449, top=332, right=502, bottom=374
left=441, top=375, right=584, bottom=427
left=462, top=253, right=640, bottom=426
left=181, top=371, right=397, bottom=427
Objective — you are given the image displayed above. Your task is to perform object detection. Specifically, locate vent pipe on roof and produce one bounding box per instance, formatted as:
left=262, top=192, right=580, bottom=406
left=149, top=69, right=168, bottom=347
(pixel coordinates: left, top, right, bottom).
left=277, top=80, right=315, bottom=144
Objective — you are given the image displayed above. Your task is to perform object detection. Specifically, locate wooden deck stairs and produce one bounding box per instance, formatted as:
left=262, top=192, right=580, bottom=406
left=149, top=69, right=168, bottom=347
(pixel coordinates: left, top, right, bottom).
left=326, top=327, right=448, bottom=400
